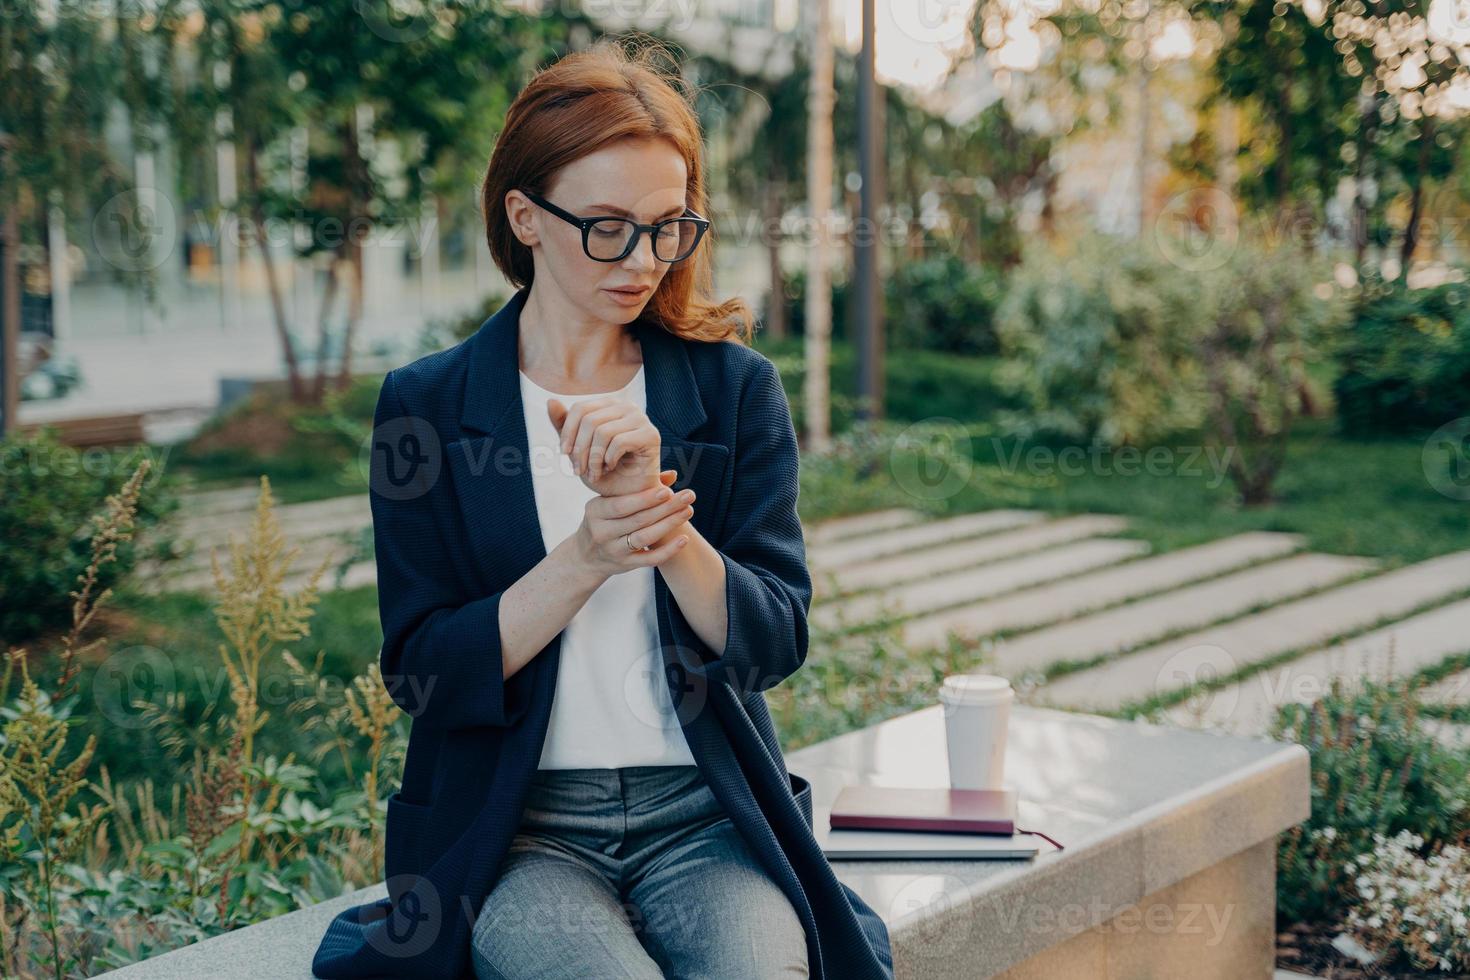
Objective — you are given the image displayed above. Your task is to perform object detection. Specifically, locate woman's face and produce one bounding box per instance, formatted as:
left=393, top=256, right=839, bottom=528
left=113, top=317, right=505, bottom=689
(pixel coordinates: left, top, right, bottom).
left=512, top=136, right=689, bottom=325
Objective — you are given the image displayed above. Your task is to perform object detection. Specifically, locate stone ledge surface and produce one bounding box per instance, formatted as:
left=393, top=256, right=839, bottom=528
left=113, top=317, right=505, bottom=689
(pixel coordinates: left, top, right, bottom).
left=99, top=704, right=1308, bottom=979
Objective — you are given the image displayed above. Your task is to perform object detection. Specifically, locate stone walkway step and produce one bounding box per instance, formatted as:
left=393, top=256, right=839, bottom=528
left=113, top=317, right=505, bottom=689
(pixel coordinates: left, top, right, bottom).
left=1422, top=718, right=1470, bottom=750
left=1162, top=597, right=1470, bottom=735
left=173, top=493, right=370, bottom=544
left=138, top=532, right=357, bottom=594
left=898, top=532, right=1306, bottom=651
left=285, top=560, right=377, bottom=594
left=804, top=508, right=926, bottom=545
left=811, top=538, right=1150, bottom=633
left=807, top=509, right=1044, bottom=572
left=1418, top=668, right=1470, bottom=705
left=1036, top=549, right=1470, bottom=712
left=173, top=482, right=267, bottom=517
left=988, top=552, right=1375, bottom=679
left=817, top=514, right=1129, bottom=598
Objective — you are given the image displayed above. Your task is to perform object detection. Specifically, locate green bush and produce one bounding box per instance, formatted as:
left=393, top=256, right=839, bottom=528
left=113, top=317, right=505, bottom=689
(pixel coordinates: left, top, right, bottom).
left=1272, top=671, right=1470, bottom=924
left=993, top=231, right=1343, bottom=505
left=885, top=254, right=1006, bottom=355
left=759, top=339, right=1015, bottom=437
left=1333, top=272, right=1470, bottom=437
left=0, top=428, right=174, bottom=647
left=992, top=232, right=1209, bottom=445
left=781, top=252, right=1005, bottom=355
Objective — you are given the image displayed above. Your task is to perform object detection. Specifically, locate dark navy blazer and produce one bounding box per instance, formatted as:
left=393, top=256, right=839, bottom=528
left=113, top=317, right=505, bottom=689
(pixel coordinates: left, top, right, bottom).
left=311, top=286, right=895, bottom=979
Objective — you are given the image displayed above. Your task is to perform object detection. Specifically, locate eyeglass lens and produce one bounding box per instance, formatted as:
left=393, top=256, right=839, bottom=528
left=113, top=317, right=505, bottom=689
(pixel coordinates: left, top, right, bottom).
left=586, top=218, right=702, bottom=262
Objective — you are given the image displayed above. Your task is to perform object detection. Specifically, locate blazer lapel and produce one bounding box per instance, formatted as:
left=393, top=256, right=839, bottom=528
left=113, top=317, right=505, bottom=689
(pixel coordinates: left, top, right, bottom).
left=448, top=286, right=545, bottom=598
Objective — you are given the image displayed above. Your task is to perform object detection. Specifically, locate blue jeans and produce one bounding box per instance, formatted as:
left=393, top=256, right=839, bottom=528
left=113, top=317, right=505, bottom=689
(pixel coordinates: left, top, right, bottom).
left=471, top=764, right=809, bottom=979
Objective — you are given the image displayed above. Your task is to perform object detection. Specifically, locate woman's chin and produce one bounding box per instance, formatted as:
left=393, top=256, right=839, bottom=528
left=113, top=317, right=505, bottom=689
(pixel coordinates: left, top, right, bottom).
left=597, top=295, right=649, bottom=321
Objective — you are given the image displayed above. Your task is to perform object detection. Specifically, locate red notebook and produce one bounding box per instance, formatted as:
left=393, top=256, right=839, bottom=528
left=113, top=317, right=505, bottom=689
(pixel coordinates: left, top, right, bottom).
left=829, top=785, right=1018, bottom=835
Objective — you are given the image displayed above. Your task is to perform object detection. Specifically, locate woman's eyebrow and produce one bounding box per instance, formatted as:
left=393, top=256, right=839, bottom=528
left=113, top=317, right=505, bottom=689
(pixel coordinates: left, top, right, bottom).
left=588, top=203, right=687, bottom=220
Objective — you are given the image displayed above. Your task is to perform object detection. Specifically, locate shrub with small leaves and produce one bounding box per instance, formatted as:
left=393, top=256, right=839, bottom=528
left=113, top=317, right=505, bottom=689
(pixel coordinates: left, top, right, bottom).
left=1342, top=828, right=1470, bottom=973
left=0, top=428, right=174, bottom=647
left=1272, top=668, right=1470, bottom=924
left=0, top=466, right=405, bottom=976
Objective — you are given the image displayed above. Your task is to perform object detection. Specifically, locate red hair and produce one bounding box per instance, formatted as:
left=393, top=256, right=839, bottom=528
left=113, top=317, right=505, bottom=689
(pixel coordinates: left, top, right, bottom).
left=480, top=35, right=754, bottom=345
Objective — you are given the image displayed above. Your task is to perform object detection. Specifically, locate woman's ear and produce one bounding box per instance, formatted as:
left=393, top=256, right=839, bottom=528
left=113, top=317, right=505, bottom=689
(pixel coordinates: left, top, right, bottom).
left=505, top=190, right=539, bottom=247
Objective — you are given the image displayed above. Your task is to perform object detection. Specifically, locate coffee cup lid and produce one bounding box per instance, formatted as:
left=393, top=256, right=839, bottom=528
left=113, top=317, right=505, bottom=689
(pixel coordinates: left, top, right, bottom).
left=940, top=673, right=1013, bottom=703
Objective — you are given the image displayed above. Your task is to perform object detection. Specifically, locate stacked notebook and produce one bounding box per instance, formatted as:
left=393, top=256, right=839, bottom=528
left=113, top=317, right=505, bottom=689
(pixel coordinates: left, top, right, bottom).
left=814, top=785, right=1046, bottom=859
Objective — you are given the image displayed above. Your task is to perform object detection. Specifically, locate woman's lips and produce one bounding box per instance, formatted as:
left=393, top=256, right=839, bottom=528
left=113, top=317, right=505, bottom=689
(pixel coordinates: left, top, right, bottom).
left=603, top=286, right=651, bottom=305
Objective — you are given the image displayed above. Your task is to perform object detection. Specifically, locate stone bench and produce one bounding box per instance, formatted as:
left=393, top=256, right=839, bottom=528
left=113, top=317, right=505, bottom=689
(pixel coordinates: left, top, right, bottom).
left=98, top=703, right=1308, bottom=979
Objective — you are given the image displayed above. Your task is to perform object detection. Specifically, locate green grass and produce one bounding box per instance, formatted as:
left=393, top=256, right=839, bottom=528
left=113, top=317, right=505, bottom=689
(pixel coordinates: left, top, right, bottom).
left=943, top=418, right=1470, bottom=565
left=166, top=467, right=366, bottom=507
left=86, top=582, right=384, bottom=792
left=758, top=342, right=1470, bottom=566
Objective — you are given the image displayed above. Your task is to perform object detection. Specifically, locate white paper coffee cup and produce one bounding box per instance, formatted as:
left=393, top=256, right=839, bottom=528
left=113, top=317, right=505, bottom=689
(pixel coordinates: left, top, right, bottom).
left=938, top=673, right=1013, bottom=790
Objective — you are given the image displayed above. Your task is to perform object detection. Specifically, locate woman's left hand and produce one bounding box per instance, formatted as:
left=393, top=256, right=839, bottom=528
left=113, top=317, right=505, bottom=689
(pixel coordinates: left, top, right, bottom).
left=546, top=395, right=662, bottom=497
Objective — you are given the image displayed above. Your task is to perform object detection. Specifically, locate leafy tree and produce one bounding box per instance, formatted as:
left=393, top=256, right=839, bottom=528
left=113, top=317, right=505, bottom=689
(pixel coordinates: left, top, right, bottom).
left=162, top=0, right=584, bottom=404
left=1193, top=0, right=1470, bottom=277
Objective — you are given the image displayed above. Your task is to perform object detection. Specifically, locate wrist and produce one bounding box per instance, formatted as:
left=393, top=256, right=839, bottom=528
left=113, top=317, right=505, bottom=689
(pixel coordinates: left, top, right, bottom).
left=563, top=526, right=613, bottom=591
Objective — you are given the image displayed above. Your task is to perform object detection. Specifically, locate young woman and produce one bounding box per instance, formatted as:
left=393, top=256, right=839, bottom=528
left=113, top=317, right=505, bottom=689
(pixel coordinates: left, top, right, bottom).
left=312, top=38, right=894, bottom=980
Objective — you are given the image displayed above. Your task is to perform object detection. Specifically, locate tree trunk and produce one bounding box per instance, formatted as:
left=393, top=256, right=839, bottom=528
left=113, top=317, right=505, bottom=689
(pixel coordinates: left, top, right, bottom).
left=1352, top=95, right=1372, bottom=275
left=338, top=232, right=364, bottom=391
left=309, top=259, right=341, bottom=403
left=335, top=112, right=369, bottom=392
left=1398, top=115, right=1433, bottom=280
left=244, top=136, right=306, bottom=403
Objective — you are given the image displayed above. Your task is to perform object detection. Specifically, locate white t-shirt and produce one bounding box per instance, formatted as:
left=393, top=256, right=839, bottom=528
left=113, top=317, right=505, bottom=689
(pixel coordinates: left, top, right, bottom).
left=518, top=362, right=696, bottom=770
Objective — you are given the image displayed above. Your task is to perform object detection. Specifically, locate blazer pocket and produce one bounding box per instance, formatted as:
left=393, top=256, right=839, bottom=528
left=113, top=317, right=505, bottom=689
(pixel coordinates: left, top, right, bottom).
left=384, top=790, right=434, bottom=882
left=789, top=771, right=814, bottom=831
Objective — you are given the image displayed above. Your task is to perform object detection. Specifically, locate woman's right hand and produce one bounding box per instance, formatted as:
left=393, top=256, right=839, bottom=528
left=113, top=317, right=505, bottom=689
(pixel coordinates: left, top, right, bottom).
left=573, top=469, right=696, bottom=579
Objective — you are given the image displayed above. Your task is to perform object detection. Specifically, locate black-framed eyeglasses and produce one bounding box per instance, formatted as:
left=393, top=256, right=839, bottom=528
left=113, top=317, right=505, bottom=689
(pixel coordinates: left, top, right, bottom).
left=521, top=189, right=710, bottom=263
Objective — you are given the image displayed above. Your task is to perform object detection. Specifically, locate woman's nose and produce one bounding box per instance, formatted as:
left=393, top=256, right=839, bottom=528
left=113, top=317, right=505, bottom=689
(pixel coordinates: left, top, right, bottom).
left=621, top=230, right=658, bottom=272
